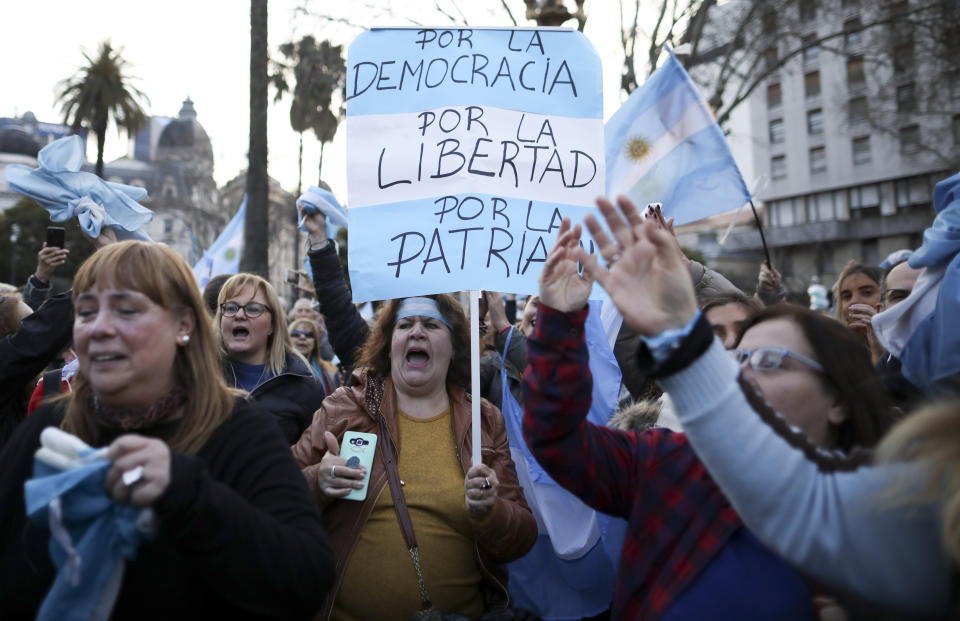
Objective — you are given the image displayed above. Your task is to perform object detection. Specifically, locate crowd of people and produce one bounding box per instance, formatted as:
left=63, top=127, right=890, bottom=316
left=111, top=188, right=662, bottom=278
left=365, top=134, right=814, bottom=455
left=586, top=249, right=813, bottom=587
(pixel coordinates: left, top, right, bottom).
left=0, top=169, right=957, bottom=621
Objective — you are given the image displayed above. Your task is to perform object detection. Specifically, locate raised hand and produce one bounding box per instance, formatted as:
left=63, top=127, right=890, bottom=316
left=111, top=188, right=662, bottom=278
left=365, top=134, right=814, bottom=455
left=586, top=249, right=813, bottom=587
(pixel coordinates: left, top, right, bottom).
left=300, top=207, right=327, bottom=240
left=538, top=217, right=592, bottom=313
left=577, top=196, right=697, bottom=336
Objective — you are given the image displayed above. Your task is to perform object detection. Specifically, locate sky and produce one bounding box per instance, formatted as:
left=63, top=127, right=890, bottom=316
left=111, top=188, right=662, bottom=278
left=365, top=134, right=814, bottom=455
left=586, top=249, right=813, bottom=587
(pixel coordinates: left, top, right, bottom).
left=1, top=1, right=634, bottom=207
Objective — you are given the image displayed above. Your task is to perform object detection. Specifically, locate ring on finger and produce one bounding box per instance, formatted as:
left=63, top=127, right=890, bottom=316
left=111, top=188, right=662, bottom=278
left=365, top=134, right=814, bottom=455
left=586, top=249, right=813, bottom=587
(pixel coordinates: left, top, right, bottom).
left=330, top=465, right=337, bottom=479
left=122, top=465, right=145, bottom=488
left=607, top=251, right=622, bottom=267
left=482, top=477, right=491, bottom=490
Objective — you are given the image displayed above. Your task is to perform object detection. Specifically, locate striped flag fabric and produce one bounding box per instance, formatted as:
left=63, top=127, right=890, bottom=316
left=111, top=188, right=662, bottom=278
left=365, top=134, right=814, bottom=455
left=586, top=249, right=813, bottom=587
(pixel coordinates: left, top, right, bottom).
left=605, top=50, right=751, bottom=225
left=192, top=195, right=246, bottom=289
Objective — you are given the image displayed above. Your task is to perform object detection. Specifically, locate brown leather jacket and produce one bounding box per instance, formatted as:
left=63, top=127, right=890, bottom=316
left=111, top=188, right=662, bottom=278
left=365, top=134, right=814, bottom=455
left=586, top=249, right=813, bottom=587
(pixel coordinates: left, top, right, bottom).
left=292, top=367, right=538, bottom=620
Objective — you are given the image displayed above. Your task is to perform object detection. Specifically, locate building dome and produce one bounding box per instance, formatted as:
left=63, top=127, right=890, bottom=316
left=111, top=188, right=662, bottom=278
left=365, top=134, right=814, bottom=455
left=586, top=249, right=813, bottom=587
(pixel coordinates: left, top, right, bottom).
left=156, top=97, right=213, bottom=165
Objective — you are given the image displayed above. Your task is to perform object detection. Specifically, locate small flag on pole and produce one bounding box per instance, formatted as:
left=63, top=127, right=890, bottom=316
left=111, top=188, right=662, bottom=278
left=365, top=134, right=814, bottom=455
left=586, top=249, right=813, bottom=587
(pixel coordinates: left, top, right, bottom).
left=605, top=49, right=751, bottom=225
left=193, top=196, right=247, bottom=289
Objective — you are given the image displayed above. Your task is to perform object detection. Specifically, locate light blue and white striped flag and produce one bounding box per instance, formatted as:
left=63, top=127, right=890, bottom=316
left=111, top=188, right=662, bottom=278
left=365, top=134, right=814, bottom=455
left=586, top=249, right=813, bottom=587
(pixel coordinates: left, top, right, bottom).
left=193, top=196, right=246, bottom=289
left=605, top=49, right=751, bottom=225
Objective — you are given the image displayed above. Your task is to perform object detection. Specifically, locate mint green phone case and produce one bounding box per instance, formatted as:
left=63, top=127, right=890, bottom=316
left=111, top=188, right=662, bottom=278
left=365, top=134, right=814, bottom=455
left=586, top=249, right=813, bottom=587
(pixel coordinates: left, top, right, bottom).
left=341, top=431, right=378, bottom=501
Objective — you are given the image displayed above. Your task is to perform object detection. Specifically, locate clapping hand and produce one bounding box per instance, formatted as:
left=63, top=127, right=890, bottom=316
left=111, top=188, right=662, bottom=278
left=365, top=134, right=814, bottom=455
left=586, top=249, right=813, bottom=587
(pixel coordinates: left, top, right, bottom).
left=575, top=196, right=697, bottom=337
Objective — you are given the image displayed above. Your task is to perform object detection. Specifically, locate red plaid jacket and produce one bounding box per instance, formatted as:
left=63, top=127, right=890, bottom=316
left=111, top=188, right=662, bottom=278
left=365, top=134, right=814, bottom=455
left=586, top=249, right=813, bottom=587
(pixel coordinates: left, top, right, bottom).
left=522, top=304, right=741, bottom=620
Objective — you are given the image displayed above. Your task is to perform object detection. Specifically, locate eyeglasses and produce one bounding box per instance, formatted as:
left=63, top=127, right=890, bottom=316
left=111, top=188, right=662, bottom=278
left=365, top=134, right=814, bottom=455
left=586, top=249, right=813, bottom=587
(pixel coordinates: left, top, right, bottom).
left=290, top=330, right=314, bottom=338
left=221, top=301, right=271, bottom=318
left=730, top=346, right=824, bottom=373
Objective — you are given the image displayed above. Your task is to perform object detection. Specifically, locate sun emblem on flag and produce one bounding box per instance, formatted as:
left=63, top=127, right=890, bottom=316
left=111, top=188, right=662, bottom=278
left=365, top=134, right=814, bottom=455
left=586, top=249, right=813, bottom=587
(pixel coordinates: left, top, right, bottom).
left=625, top=136, right=651, bottom=162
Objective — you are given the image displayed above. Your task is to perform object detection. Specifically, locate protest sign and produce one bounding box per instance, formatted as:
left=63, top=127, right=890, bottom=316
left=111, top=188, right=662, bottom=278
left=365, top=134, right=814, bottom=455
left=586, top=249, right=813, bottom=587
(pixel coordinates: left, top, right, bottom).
left=346, top=27, right=604, bottom=302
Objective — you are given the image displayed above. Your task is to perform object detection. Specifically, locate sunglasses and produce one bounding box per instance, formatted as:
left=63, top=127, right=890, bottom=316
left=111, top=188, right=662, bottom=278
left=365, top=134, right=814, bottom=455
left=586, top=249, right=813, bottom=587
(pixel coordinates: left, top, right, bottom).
left=221, top=301, right=271, bottom=318
left=730, top=346, right=824, bottom=373
left=290, top=330, right=314, bottom=338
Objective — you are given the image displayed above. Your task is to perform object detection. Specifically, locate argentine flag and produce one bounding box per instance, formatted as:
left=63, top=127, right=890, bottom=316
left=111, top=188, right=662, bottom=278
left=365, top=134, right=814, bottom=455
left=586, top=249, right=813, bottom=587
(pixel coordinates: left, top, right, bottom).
left=605, top=50, right=751, bottom=225
left=192, top=196, right=246, bottom=289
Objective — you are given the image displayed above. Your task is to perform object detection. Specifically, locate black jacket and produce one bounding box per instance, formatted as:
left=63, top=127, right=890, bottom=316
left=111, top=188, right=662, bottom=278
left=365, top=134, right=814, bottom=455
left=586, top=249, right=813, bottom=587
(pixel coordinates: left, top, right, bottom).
left=0, top=399, right=335, bottom=620
left=0, top=290, right=73, bottom=450
left=308, top=242, right=370, bottom=380
left=479, top=326, right=527, bottom=410
left=226, top=352, right=327, bottom=445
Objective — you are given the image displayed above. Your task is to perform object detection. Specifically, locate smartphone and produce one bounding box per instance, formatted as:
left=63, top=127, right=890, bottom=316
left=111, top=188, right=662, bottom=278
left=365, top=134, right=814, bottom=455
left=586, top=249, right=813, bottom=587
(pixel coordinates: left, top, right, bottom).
left=285, top=269, right=300, bottom=285
left=341, top=431, right=378, bottom=501
left=46, top=226, right=66, bottom=248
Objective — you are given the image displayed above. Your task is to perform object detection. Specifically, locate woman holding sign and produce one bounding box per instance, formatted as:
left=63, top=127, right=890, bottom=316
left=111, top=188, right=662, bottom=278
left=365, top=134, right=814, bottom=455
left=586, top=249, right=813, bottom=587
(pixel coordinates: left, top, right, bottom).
left=292, top=291, right=536, bottom=620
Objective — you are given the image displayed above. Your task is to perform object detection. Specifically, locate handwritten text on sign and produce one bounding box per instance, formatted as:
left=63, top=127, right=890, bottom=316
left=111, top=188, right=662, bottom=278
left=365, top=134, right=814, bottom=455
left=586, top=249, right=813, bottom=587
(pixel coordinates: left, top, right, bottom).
left=346, top=28, right=604, bottom=302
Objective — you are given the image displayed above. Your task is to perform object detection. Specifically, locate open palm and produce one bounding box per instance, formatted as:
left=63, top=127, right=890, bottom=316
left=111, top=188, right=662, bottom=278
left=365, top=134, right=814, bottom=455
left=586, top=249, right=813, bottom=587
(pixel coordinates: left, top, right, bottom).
left=538, top=218, right=593, bottom=313
left=577, top=196, right=697, bottom=336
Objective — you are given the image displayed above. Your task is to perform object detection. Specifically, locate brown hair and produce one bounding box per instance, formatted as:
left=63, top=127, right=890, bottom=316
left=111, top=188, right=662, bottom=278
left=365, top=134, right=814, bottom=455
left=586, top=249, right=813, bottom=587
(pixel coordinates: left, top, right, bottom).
left=354, top=294, right=470, bottom=388
left=701, top=291, right=763, bottom=315
left=215, top=273, right=290, bottom=377
left=832, top=263, right=883, bottom=325
left=0, top=292, right=25, bottom=339
left=62, top=241, right=236, bottom=454
left=737, top=304, right=894, bottom=451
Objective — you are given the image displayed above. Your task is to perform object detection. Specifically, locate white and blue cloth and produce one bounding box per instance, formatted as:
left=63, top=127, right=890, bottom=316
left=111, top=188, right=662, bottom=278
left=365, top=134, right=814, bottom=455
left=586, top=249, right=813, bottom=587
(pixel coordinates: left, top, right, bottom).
left=5, top=135, right=153, bottom=241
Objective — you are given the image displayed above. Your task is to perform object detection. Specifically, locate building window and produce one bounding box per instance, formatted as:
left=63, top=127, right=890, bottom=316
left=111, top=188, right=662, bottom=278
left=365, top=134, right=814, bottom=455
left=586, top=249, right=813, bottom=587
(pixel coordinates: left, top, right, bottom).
left=848, top=184, right=880, bottom=218
left=893, top=40, right=915, bottom=75
left=843, top=18, right=862, bottom=49
left=895, top=176, right=932, bottom=212
left=769, top=119, right=785, bottom=144
left=799, top=0, right=817, bottom=23
left=764, top=46, right=779, bottom=71
left=900, top=125, right=920, bottom=154
left=805, top=196, right=819, bottom=223
left=163, top=217, right=174, bottom=237
left=805, top=71, right=821, bottom=98
left=816, top=243, right=835, bottom=274
left=848, top=96, right=868, bottom=123
left=771, top=155, right=787, bottom=179
left=846, top=56, right=865, bottom=87
left=852, top=136, right=871, bottom=165
left=862, top=239, right=880, bottom=265
left=896, top=83, right=916, bottom=112
left=953, top=115, right=960, bottom=145
left=807, top=109, right=824, bottom=135
left=802, top=35, right=820, bottom=64
left=778, top=200, right=796, bottom=226
left=809, top=146, right=826, bottom=175
left=767, top=82, right=783, bottom=107
left=842, top=0, right=859, bottom=7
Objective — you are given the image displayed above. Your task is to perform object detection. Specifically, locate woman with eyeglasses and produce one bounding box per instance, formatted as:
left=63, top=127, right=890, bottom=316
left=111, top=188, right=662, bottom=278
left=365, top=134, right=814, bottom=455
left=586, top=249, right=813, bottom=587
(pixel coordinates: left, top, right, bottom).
left=522, top=201, right=894, bottom=620
left=289, top=318, right=339, bottom=396
left=551, top=193, right=956, bottom=618
left=216, top=274, right=326, bottom=444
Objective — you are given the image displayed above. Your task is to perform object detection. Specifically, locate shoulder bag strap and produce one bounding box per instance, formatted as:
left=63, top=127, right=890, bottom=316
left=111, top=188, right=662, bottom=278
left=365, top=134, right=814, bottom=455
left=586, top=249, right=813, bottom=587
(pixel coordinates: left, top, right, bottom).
left=365, top=374, right=433, bottom=609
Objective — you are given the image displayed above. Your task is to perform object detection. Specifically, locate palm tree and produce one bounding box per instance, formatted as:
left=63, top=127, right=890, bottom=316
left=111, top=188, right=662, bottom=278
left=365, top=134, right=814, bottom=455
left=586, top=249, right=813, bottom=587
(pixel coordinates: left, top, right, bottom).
left=241, top=0, right=270, bottom=278
left=57, top=41, right=149, bottom=178
left=271, top=36, right=346, bottom=189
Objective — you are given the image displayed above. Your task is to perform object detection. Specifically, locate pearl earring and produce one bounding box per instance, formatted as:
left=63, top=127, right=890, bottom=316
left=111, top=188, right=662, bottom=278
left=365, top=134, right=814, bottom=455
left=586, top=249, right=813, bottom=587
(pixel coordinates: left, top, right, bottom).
left=178, top=334, right=190, bottom=345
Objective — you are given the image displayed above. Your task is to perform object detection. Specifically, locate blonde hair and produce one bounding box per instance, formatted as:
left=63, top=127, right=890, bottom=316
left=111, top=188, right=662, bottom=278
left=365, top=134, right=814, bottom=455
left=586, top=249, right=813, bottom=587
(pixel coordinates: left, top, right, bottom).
left=62, top=241, right=236, bottom=454
left=288, top=318, right=338, bottom=376
left=216, top=273, right=290, bottom=377
left=876, top=400, right=960, bottom=565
